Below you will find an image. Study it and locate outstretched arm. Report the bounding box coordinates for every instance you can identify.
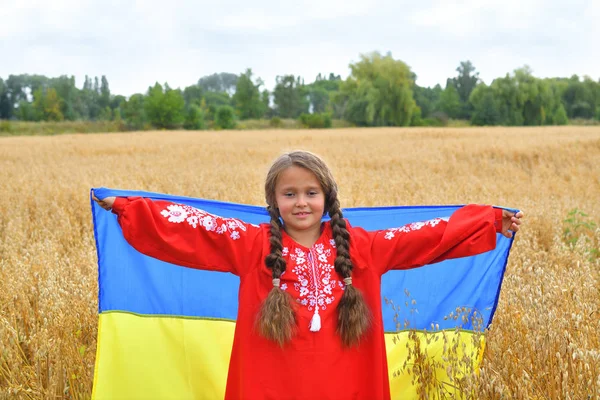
[351,205,523,275]
[92,191,264,276]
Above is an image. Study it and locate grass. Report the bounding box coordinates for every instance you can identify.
[0,126,599,399]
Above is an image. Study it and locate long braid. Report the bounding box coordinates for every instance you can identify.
[257,206,297,346]
[328,195,371,347]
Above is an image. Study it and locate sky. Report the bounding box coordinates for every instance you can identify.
[1,0,598,97]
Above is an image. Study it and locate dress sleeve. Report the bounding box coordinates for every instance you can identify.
[353,205,503,275]
[111,196,264,276]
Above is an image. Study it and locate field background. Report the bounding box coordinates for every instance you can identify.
[1,126,599,399]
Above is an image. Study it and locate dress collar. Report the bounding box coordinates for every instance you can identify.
[280,221,333,251]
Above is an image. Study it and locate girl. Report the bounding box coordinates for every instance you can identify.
[93,150,523,400]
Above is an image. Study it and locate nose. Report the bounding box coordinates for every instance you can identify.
[295,194,308,207]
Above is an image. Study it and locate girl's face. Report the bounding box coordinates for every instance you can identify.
[274,166,325,239]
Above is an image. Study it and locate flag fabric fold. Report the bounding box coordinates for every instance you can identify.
[91,187,514,399]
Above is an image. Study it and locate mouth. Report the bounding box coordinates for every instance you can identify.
[294,212,311,216]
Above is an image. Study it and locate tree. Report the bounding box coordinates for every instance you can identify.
[99,76,111,110]
[198,73,238,95]
[32,87,64,121]
[273,75,309,118]
[232,69,265,119]
[470,85,500,126]
[339,52,417,126]
[308,87,329,114]
[214,105,236,129]
[553,104,569,125]
[451,61,479,119]
[183,85,204,108]
[51,75,77,120]
[183,105,205,130]
[122,93,146,130]
[412,84,442,119]
[438,83,461,119]
[144,83,185,129]
[0,78,12,119]
[202,91,231,120]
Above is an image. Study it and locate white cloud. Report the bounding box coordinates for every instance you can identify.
[0,0,598,96]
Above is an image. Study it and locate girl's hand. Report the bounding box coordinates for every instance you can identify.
[92,191,116,211]
[500,210,524,238]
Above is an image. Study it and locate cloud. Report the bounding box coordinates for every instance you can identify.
[0,0,598,96]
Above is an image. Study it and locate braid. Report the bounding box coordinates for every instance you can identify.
[329,197,371,347]
[257,206,297,346]
[264,206,286,274]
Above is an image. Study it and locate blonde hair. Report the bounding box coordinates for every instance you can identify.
[257,150,371,347]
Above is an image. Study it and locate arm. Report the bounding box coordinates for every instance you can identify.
[107,196,264,276]
[354,205,519,275]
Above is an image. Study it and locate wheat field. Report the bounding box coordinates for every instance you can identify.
[1,126,599,399]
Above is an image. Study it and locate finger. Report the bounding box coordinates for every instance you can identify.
[511,223,519,232]
[512,217,522,225]
[503,231,513,238]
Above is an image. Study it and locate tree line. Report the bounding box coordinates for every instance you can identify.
[1,52,599,130]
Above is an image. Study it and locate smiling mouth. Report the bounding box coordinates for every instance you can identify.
[294,212,311,216]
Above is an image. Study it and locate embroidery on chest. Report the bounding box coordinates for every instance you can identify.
[280,241,344,312]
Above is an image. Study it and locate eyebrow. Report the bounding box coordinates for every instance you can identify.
[279,186,321,191]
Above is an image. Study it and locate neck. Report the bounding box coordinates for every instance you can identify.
[284,225,322,248]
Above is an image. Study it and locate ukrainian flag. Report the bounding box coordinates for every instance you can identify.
[91,188,514,399]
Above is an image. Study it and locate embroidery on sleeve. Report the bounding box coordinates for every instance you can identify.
[383,217,450,240]
[160,204,255,240]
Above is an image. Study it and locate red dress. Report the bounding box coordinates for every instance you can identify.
[112,197,503,400]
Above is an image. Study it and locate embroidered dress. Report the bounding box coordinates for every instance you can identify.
[111,197,503,400]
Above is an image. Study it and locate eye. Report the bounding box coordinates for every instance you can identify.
[308,191,318,196]
[284,192,295,197]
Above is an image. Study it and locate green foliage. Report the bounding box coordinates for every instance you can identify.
[32,87,64,121]
[183,85,204,108]
[198,73,238,94]
[0,120,12,132]
[450,61,479,119]
[270,117,282,127]
[410,106,423,126]
[340,52,417,127]
[273,75,309,118]
[553,104,569,125]
[144,83,186,129]
[233,69,265,120]
[183,105,205,130]
[2,58,600,130]
[98,106,112,121]
[470,85,501,126]
[438,84,461,119]
[214,105,237,129]
[298,113,332,129]
[202,91,232,120]
[308,87,329,114]
[0,120,129,136]
[122,94,147,130]
[412,84,442,119]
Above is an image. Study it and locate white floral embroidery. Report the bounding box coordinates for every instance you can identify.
[160,204,254,239]
[161,205,188,223]
[289,245,340,313]
[383,217,450,240]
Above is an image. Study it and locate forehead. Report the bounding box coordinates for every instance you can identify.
[276,166,322,189]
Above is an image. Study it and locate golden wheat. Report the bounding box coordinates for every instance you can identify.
[1,126,599,399]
